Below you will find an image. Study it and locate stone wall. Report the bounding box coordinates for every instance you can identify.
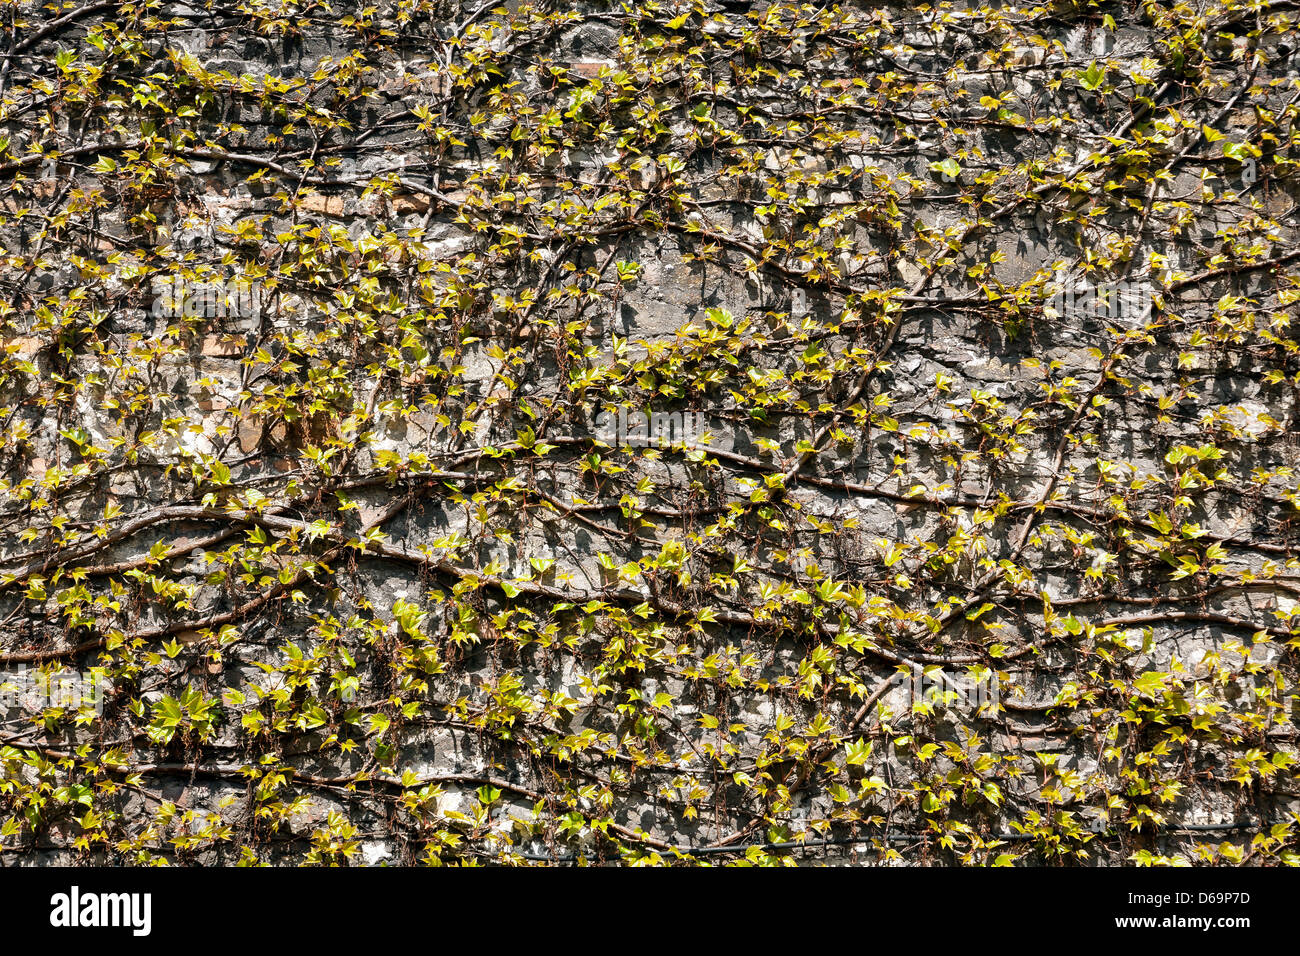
[0,0,1299,865]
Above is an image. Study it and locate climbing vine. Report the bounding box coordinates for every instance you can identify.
[0,0,1299,866]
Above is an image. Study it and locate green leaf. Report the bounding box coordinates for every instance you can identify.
[930,158,961,179]
[1079,61,1107,91]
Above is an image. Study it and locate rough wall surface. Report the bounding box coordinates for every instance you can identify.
[1,0,1299,865]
